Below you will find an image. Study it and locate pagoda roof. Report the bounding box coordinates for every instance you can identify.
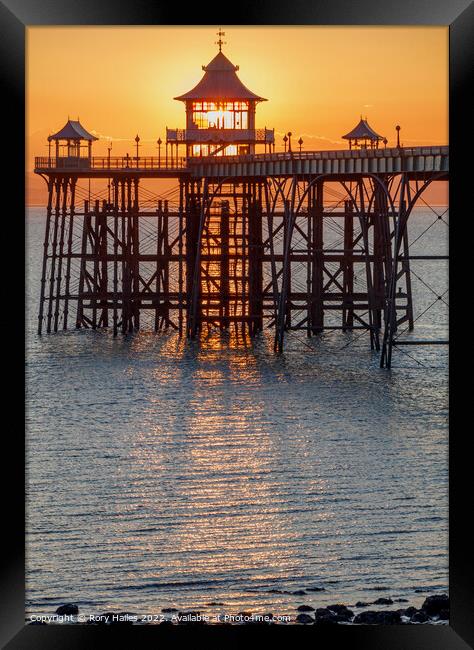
[174,51,266,102]
[48,119,98,141]
[342,118,384,141]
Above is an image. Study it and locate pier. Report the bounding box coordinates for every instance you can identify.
[34,36,449,368]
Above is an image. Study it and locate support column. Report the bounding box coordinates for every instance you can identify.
[373,184,387,330]
[63,178,76,330]
[248,185,263,336]
[52,177,69,332]
[38,177,54,334]
[342,199,354,330]
[178,181,185,336]
[358,179,379,351]
[76,199,90,329]
[125,178,134,333]
[120,179,131,334]
[153,198,171,332]
[112,179,119,336]
[283,198,292,330]
[98,199,109,328]
[186,182,202,338]
[240,184,248,338]
[381,184,407,367]
[154,200,163,332]
[162,199,170,328]
[400,226,414,330]
[132,179,140,330]
[274,178,297,352]
[91,199,100,329]
[46,177,62,333]
[311,180,324,334]
[220,199,230,330]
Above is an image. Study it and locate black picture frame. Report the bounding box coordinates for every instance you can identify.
[2,0,472,647]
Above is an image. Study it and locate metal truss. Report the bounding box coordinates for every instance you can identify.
[37,171,448,368]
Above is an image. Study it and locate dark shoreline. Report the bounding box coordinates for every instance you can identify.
[28,594,449,626]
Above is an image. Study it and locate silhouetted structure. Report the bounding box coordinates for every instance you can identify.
[34,34,449,368]
[48,119,98,166]
[342,117,384,150]
[167,38,274,157]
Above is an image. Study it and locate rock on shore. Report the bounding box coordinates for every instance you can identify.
[353,610,401,625]
[421,595,449,618]
[293,593,449,625]
[46,593,449,626]
[55,604,78,616]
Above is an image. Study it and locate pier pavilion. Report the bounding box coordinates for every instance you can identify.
[166,31,274,158]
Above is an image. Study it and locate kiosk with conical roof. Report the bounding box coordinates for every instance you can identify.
[48,118,98,168]
[342,117,384,150]
[167,31,274,157]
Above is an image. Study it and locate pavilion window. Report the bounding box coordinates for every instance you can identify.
[192,143,238,157]
[191,100,249,130]
[68,141,81,157]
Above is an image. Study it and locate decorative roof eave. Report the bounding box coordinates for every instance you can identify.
[174,51,266,103]
[48,119,98,141]
[174,88,267,102]
[342,118,384,141]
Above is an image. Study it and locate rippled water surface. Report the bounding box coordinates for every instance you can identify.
[26,207,448,620]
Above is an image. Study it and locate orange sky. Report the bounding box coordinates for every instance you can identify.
[26,26,448,202]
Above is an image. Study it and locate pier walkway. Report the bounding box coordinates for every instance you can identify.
[34,145,449,179]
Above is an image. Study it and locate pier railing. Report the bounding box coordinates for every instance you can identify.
[166,127,275,144]
[189,145,449,178]
[34,146,448,173]
[191,145,449,165]
[34,155,188,171]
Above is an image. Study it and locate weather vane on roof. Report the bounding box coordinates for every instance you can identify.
[215,28,226,52]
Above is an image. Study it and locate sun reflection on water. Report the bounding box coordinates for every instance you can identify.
[112,332,346,614]
[26,209,449,618]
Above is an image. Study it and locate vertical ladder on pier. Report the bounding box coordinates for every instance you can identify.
[199,200,249,332]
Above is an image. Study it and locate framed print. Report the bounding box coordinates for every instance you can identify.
[1,0,473,647]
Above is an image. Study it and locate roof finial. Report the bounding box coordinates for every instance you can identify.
[215,27,226,52]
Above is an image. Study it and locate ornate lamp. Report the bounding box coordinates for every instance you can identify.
[135,134,140,166]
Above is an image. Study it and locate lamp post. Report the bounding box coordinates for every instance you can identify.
[157,138,162,167]
[298,137,303,153]
[107,142,112,204]
[383,137,388,150]
[287,131,292,154]
[283,134,288,153]
[396,125,401,148]
[135,134,140,168]
[165,141,169,167]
